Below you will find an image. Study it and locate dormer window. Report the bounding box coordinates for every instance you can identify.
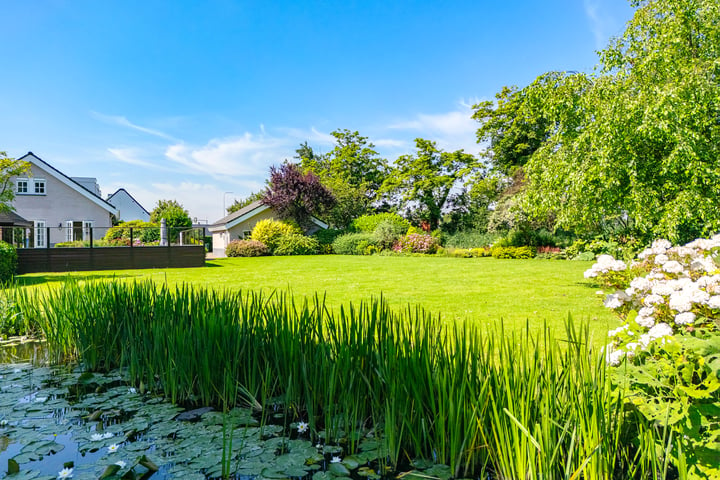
[16,178,46,195]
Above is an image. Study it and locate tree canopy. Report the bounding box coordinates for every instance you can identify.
[381,139,477,231]
[297,130,388,228]
[150,199,192,230]
[494,0,720,243]
[262,162,335,230]
[0,152,31,214]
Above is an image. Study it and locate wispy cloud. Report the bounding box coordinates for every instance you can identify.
[386,101,480,154]
[91,111,179,141]
[107,147,162,169]
[164,132,292,181]
[583,0,626,50]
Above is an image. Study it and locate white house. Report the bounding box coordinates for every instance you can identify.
[107,188,151,222]
[208,201,327,257]
[11,152,118,247]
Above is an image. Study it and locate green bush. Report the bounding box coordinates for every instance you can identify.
[444,231,502,248]
[490,246,536,259]
[351,212,411,234]
[372,220,407,250]
[497,229,559,248]
[332,232,377,255]
[250,219,302,253]
[0,241,17,282]
[573,251,596,261]
[274,233,320,256]
[312,228,345,254]
[225,239,269,257]
[104,220,160,244]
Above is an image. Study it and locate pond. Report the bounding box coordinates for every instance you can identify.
[0,346,450,480]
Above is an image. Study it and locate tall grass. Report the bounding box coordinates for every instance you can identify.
[9,280,678,478]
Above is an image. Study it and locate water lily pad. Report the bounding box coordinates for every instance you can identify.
[329,462,351,476]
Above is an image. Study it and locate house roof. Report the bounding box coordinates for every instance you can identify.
[208,200,328,232]
[0,210,33,227]
[17,152,119,216]
[107,188,151,216]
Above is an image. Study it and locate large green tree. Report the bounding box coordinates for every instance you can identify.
[0,152,31,213]
[517,0,720,243]
[298,130,389,228]
[150,199,192,241]
[382,139,477,231]
[472,85,551,176]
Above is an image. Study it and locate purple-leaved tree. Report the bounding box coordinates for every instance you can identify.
[262,162,335,230]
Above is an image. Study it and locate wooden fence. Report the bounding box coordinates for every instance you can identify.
[17,245,206,274]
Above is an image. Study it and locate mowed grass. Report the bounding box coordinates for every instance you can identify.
[16,255,618,339]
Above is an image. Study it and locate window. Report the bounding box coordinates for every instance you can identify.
[34,221,46,248]
[65,221,73,243]
[16,178,46,195]
[82,221,93,242]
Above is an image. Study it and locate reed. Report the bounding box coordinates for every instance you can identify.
[10,280,675,478]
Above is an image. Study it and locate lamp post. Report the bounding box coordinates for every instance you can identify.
[223,192,234,216]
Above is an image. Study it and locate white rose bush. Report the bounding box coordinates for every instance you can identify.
[586,237,720,479]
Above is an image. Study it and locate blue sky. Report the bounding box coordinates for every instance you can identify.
[1,0,634,223]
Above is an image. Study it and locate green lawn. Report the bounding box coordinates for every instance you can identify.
[17,255,618,339]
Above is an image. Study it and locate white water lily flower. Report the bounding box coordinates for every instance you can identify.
[115,460,126,469]
[674,312,696,325]
[331,456,342,463]
[108,443,120,453]
[102,432,114,439]
[662,261,684,274]
[90,433,104,441]
[57,467,73,479]
[297,421,309,433]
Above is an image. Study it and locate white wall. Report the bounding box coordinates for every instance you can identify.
[108,190,150,222]
[12,162,114,245]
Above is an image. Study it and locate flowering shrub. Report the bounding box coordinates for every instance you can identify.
[393,234,439,254]
[225,239,269,257]
[589,237,720,362]
[588,236,720,479]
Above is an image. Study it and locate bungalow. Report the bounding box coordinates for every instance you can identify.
[10,152,118,247]
[208,200,327,257]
